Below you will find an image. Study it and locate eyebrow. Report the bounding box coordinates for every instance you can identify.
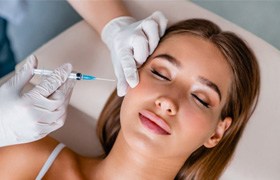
[198,76,222,101]
[154,54,181,68]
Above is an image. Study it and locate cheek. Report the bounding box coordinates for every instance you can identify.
[175,107,217,151]
[120,73,154,127]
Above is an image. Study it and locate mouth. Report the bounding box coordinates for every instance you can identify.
[139,110,171,135]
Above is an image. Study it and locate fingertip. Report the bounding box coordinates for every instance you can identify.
[132,79,139,88]
[63,63,73,73]
[150,11,168,37]
[29,54,38,66]
[20,55,35,71]
[117,90,126,97]
[127,72,139,88]
[117,82,127,97]
[152,11,164,18]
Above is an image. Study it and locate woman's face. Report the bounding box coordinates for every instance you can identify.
[120,34,232,160]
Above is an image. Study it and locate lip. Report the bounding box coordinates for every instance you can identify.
[139,110,171,135]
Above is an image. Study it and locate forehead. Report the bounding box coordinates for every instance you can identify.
[157,34,226,63]
[150,34,233,101]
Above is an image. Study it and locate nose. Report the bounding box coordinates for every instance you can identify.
[155,97,177,116]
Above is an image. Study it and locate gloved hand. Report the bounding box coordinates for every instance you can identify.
[0,55,76,147]
[101,11,168,96]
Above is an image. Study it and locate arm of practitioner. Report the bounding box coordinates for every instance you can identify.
[68,0,130,34]
[0,55,75,147]
[68,0,168,96]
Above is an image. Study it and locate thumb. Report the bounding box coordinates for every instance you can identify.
[4,55,37,92]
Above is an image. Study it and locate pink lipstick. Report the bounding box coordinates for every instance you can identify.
[139,110,171,135]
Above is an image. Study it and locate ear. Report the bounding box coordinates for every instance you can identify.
[204,117,232,148]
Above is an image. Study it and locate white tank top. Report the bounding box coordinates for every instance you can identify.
[36,143,65,180]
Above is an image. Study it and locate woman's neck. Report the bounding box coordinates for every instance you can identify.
[90,131,185,180]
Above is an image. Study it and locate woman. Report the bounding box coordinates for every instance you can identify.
[0,19,260,179]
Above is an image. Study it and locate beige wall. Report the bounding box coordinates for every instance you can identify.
[192,0,280,50]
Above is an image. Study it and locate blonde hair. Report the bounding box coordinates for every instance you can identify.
[97,19,260,179]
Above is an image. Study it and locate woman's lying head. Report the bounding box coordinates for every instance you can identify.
[98,18,260,179]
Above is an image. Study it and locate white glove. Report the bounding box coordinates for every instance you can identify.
[101,11,168,96]
[0,55,76,147]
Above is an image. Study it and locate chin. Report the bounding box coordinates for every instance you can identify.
[119,116,175,158]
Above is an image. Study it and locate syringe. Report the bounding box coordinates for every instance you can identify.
[33,69,115,82]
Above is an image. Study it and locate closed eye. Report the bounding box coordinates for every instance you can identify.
[191,93,210,108]
[151,69,171,81]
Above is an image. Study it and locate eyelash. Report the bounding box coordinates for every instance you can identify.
[191,93,210,108]
[151,69,171,81]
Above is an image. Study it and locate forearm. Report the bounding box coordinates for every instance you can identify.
[68,0,131,34]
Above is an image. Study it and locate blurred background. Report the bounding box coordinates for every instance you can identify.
[1,0,279,78]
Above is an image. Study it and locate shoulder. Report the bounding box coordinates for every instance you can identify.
[0,136,60,179]
[43,144,86,179]
[45,148,103,179]
[0,136,91,179]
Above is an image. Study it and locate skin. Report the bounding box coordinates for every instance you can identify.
[67,0,130,34]
[0,34,232,179]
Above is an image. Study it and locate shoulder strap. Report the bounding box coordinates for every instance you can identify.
[36,143,66,180]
